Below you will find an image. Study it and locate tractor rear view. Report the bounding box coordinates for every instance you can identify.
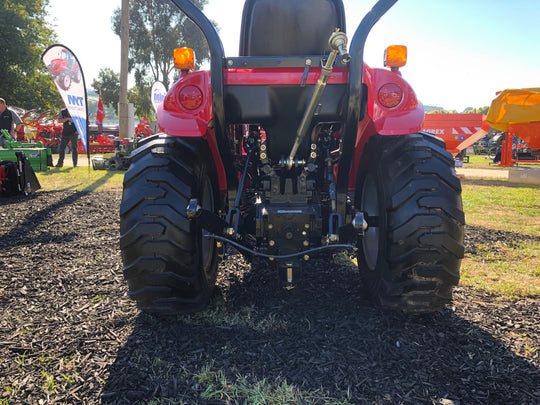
[119,0,465,315]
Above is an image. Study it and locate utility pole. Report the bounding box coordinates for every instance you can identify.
[119,0,133,139]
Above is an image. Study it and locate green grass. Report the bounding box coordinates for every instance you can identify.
[462,154,500,168]
[462,153,540,169]
[35,157,124,192]
[461,181,540,297]
[143,360,352,405]
[460,240,539,298]
[462,182,540,236]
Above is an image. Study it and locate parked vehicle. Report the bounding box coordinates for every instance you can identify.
[119,0,465,315]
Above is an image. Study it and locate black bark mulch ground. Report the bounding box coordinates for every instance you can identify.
[0,190,538,404]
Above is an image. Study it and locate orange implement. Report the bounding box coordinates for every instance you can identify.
[487,88,540,150]
[422,113,487,155]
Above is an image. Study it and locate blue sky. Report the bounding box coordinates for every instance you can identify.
[46,0,539,111]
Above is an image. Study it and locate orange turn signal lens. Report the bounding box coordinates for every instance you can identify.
[174,47,195,70]
[384,45,407,68]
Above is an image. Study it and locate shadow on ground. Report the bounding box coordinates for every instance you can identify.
[103,255,540,404]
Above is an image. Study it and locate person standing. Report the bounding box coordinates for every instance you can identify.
[0,98,22,141]
[56,108,78,167]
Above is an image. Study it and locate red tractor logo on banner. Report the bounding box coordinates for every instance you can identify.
[46,49,82,91]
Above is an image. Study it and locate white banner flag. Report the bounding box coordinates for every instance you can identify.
[151,81,167,113]
[42,44,88,154]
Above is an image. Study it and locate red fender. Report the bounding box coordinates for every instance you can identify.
[348,65,424,189]
[364,64,424,136]
[158,71,227,193]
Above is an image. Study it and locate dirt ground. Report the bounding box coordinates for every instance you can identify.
[0,188,539,404]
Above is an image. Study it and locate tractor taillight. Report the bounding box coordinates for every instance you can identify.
[179,85,203,110]
[378,83,403,108]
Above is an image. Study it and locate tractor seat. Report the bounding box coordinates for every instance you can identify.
[239,0,346,56]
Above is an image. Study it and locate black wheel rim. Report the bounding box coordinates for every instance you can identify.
[361,174,380,270]
[200,175,215,274]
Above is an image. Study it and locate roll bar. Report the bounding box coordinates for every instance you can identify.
[169,0,398,213]
[169,0,237,194]
[336,0,398,216]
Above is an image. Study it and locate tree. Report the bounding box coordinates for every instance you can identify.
[112,0,211,90]
[0,0,62,110]
[92,68,155,122]
[463,106,490,114]
[128,79,155,121]
[92,68,121,112]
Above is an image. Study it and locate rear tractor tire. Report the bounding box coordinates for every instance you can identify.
[355,133,465,313]
[120,135,219,314]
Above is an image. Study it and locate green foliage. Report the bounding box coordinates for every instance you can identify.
[425,105,490,114]
[128,78,155,121]
[92,68,155,121]
[423,105,444,113]
[0,0,62,110]
[463,106,490,114]
[92,68,121,112]
[87,89,118,124]
[111,0,211,89]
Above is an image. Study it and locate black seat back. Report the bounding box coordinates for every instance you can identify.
[239,0,346,56]
[233,0,348,160]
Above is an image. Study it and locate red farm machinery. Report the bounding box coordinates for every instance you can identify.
[119,0,465,315]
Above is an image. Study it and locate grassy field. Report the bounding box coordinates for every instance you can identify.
[461,179,539,298]
[36,163,124,192]
[463,153,540,169]
[35,158,540,300]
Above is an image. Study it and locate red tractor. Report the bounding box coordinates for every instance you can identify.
[45,48,82,91]
[120,0,465,315]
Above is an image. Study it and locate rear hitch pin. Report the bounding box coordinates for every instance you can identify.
[300,58,312,87]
